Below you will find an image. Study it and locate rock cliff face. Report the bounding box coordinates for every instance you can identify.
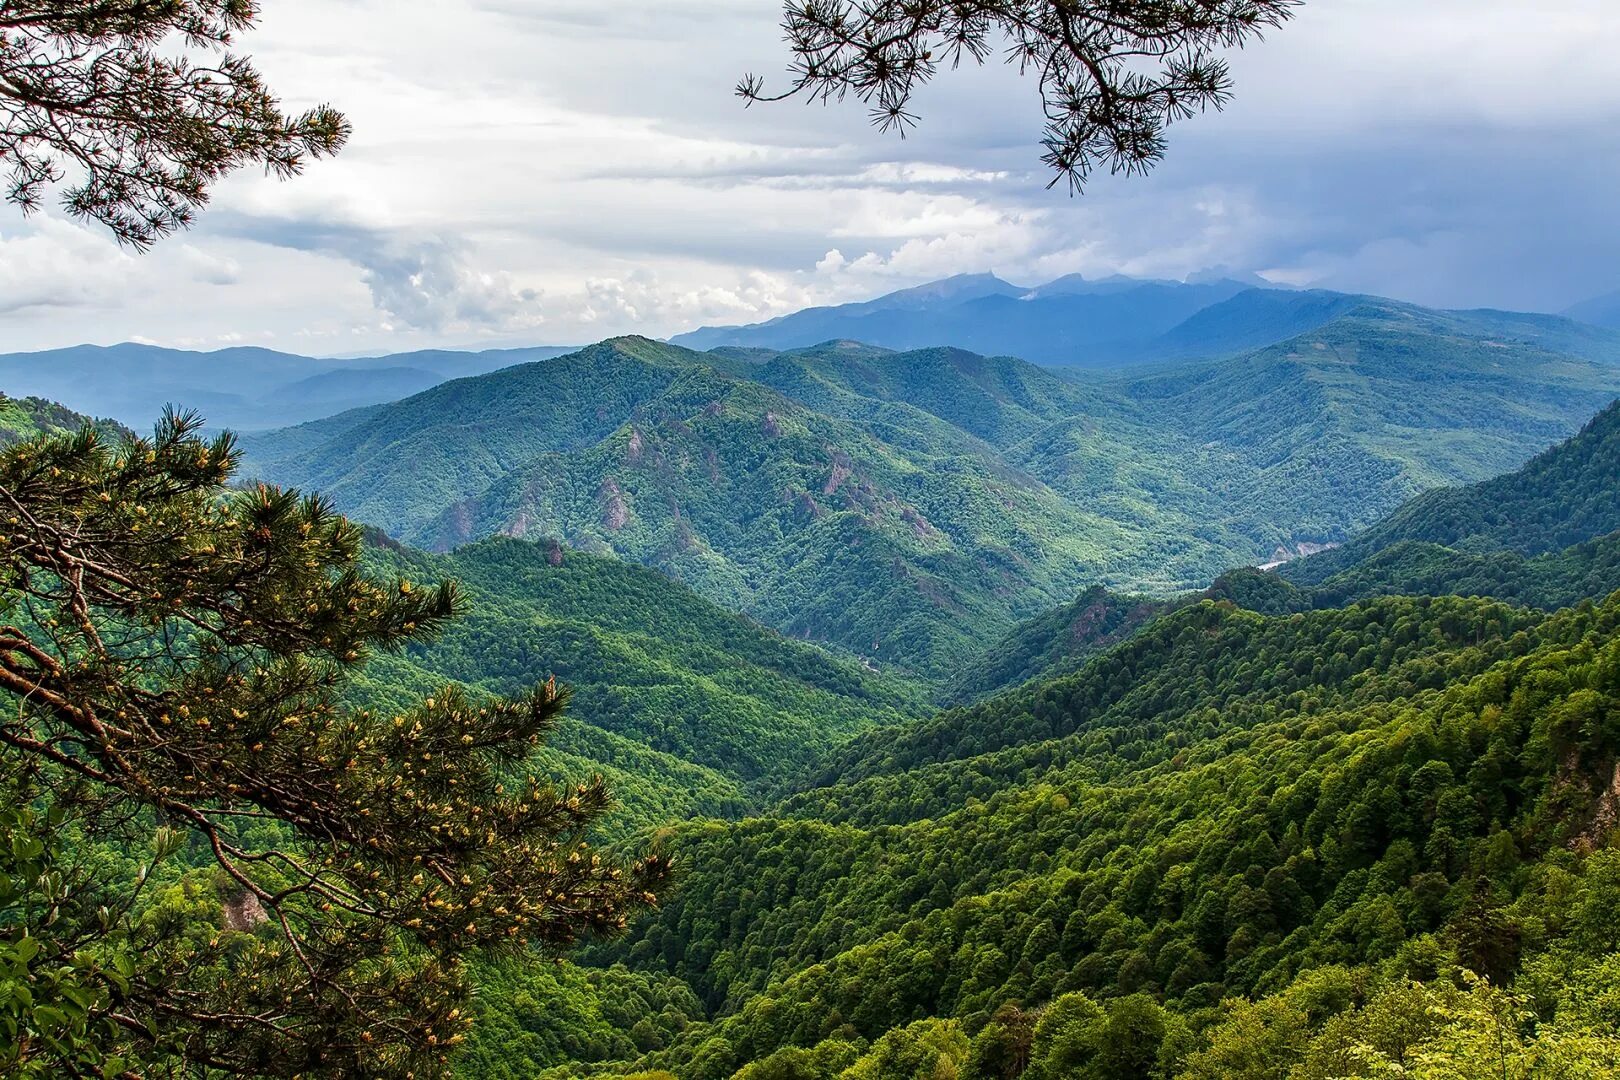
[1259,540,1340,571]
[599,480,630,531]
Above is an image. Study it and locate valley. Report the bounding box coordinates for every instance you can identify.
[8,6,1620,1078]
[234,290,1620,686]
[4,274,1620,1080]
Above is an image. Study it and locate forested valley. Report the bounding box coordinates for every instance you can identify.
[3,2,1619,1075]
[4,318,1619,1077]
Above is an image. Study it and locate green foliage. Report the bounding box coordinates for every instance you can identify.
[966,398,1620,701]
[1309,533,1620,613]
[0,416,665,1076]
[0,769,133,1079]
[533,584,1620,1079]
[945,586,1166,704]
[0,394,125,447]
[342,531,928,851]
[841,1018,969,1080]
[453,961,704,1079]
[243,317,1620,686]
[1291,396,1620,582]
[359,534,924,793]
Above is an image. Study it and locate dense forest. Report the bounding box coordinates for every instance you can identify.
[354,533,926,832]
[956,400,1620,701]
[6,1,1618,1076]
[3,373,1619,1080]
[408,392,1620,1079]
[481,589,1620,1079]
[241,309,1620,685]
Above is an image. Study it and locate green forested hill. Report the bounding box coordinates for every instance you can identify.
[241,320,1620,686]
[1304,533,1620,612]
[943,585,1168,703]
[736,341,1103,449]
[1115,301,1620,533]
[505,589,1620,1080]
[961,397,1620,702]
[437,393,1620,1080]
[352,534,924,831]
[1291,397,1620,580]
[0,394,125,445]
[944,568,1306,703]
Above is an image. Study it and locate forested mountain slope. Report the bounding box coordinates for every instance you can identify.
[471,588,1620,1079]
[0,394,125,445]
[941,568,1305,704]
[964,397,1620,701]
[242,321,1620,685]
[1119,300,1620,497]
[353,534,924,832]
[484,405,1617,1080]
[1290,396,1620,581]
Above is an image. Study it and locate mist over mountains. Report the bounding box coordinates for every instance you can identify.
[0,341,578,431]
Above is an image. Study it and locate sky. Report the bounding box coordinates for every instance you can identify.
[4,0,1620,355]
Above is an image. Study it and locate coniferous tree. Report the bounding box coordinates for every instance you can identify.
[744,0,1298,189]
[0,413,667,1076]
[0,1,348,246]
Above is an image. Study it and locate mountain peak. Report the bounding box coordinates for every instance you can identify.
[876,272,1025,307]
[1563,287,1620,329]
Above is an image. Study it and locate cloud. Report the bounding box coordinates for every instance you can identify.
[354,238,543,333]
[0,219,134,314]
[1,0,1618,352]
[176,244,242,286]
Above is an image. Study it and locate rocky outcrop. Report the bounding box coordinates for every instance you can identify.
[599,480,630,531]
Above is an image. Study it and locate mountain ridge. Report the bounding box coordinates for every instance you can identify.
[241,313,1620,685]
[0,340,579,431]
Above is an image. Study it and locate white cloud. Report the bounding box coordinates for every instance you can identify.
[0,0,1617,352]
[0,219,135,314]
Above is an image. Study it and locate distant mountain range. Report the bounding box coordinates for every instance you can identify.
[675,272,1620,369]
[1565,287,1620,329]
[12,272,1620,433]
[0,342,577,431]
[239,299,1620,684]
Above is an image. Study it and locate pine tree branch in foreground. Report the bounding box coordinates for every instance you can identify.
[0,412,668,1077]
[741,0,1298,190]
[0,1,348,247]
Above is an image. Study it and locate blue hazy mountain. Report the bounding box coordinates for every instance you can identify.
[0,342,578,431]
[672,273,1263,365]
[1565,287,1620,329]
[676,273,1620,369]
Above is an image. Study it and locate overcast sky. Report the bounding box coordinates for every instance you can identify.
[4,0,1620,355]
